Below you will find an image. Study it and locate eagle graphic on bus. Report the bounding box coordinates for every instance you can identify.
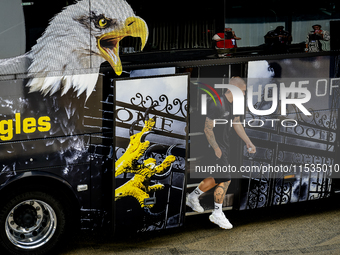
[0,0,148,100]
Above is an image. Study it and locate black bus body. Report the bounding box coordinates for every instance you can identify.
[1,1,340,254]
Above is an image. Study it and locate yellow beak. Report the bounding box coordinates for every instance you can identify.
[97,16,148,76]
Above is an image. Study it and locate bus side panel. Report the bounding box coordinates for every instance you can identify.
[240,55,338,210]
[0,75,111,230]
[114,74,189,233]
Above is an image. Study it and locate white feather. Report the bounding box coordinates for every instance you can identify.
[61,76,73,96]
[27,77,46,93]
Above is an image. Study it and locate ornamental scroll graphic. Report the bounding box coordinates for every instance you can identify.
[242,60,340,210]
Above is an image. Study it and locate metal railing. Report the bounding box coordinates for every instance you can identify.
[120,20,216,53]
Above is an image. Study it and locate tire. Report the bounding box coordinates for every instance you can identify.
[0,191,71,255]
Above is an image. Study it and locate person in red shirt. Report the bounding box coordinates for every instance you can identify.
[212,27,241,49]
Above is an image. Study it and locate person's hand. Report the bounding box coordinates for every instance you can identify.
[247,142,256,154]
[214,147,222,158]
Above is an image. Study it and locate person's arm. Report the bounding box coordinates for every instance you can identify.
[322,30,330,41]
[232,116,256,153]
[212,34,223,41]
[204,117,222,158]
[232,31,241,40]
[287,34,292,44]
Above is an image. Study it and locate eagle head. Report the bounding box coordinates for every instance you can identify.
[27,0,148,99]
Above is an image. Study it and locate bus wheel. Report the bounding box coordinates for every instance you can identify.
[0,191,70,255]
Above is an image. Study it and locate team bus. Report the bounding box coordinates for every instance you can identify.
[1,0,340,254]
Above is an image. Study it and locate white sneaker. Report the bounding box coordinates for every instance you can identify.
[209,212,233,229]
[186,193,204,213]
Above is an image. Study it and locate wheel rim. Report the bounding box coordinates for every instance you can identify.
[5,199,57,250]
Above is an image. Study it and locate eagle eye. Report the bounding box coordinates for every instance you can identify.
[98,18,108,28]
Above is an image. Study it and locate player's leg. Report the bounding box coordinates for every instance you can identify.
[209,181,233,229]
[186,177,217,212]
